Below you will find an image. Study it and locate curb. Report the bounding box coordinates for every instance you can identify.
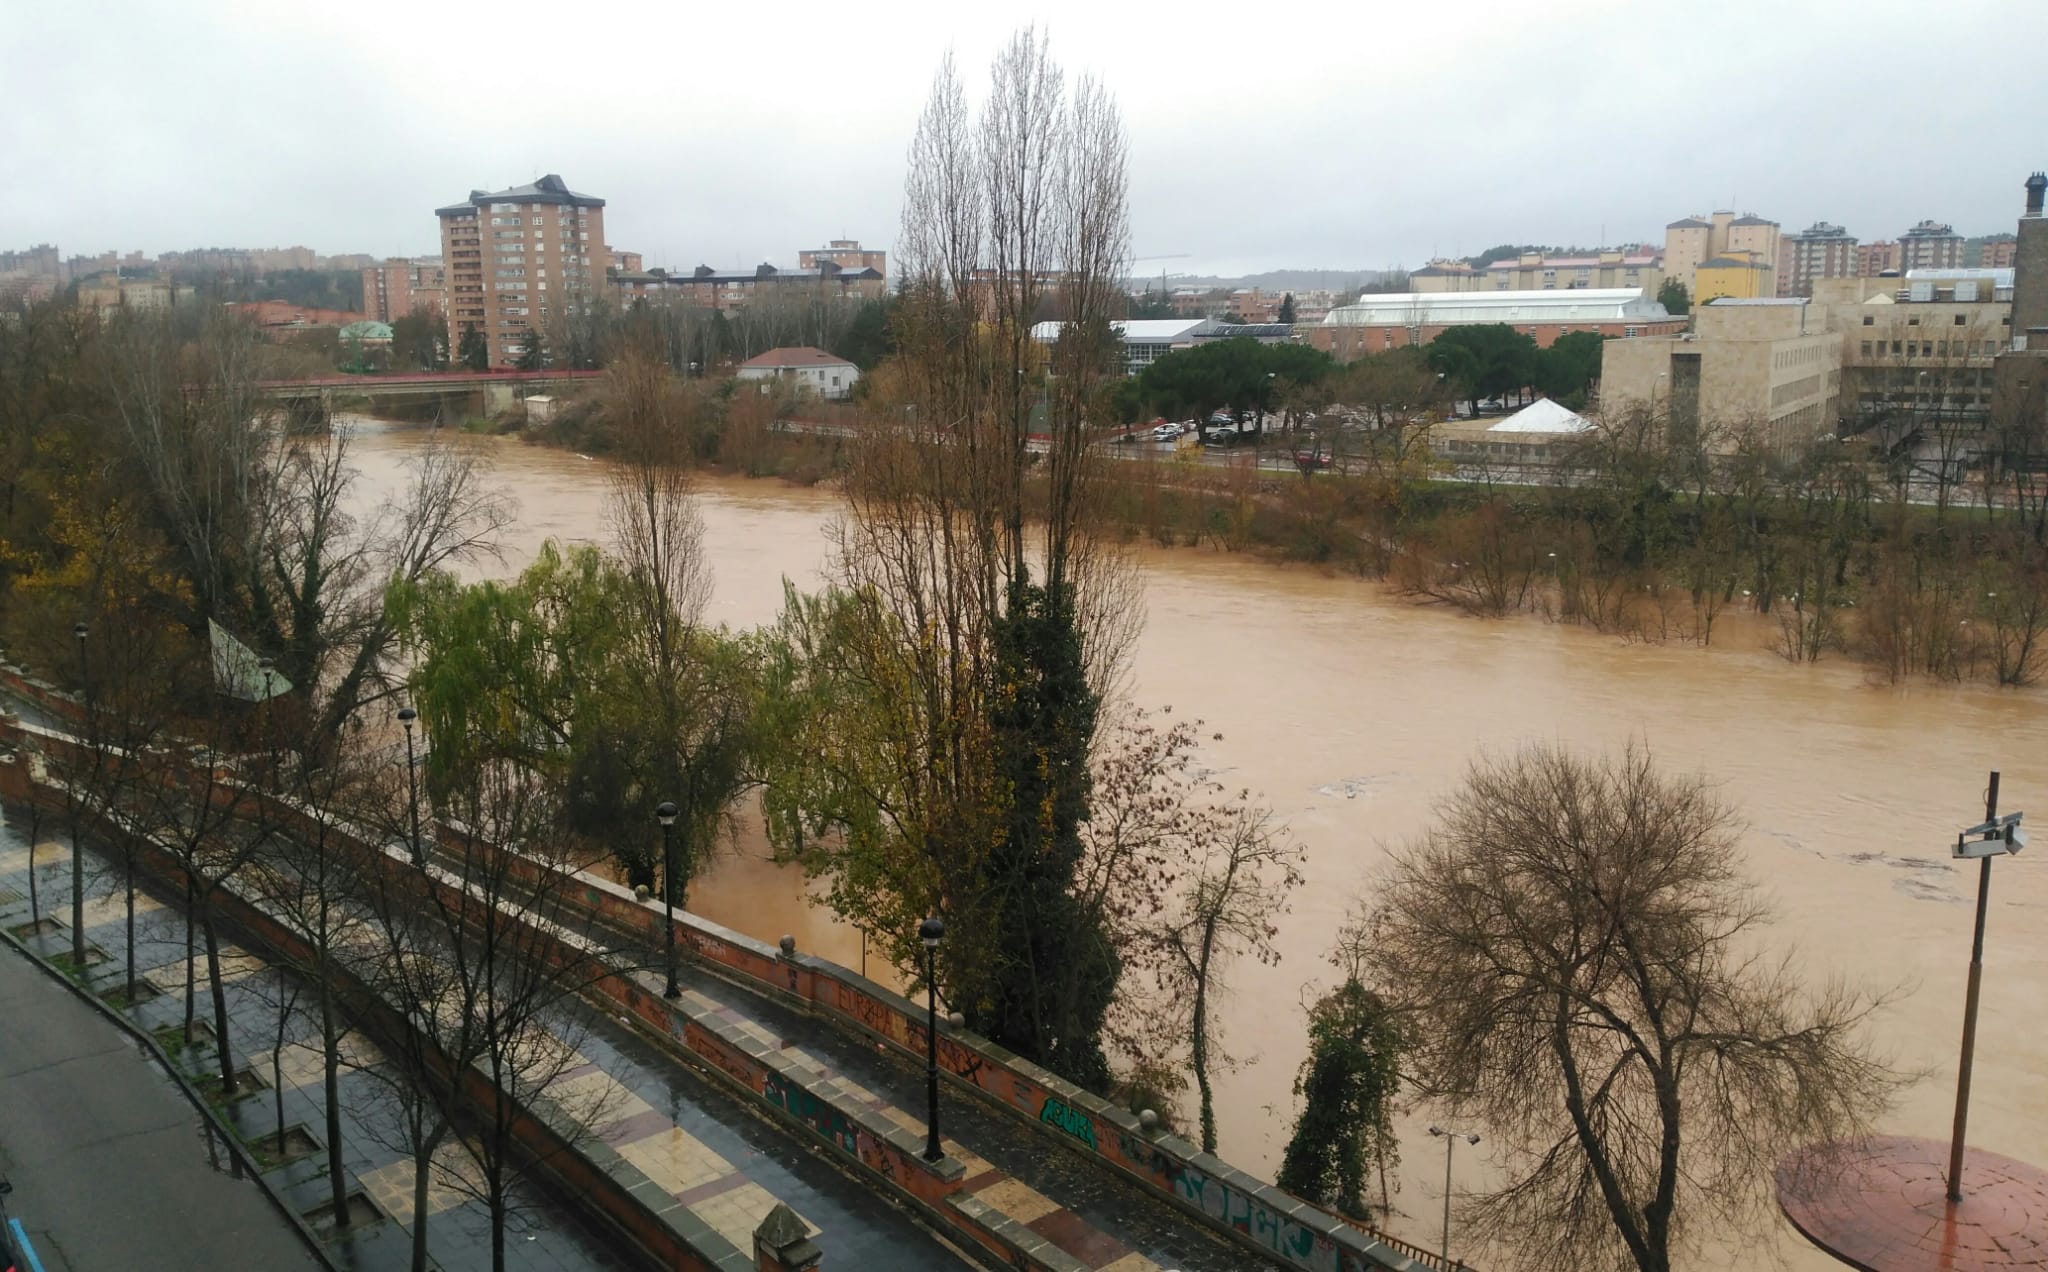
[0,926,340,1272]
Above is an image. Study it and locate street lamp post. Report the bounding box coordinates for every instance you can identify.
[1946,770,2025,1202]
[396,707,424,867]
[71,622,90,964]
[657,801,680,999]
[1428,1125,1480,1270]
[919,916,946,1160]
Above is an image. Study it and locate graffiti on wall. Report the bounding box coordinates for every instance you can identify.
[833,982,906,1047]
[1173,1164,1339,1272]
[1037,1097,1099,1151]
[762,1072,859,1155]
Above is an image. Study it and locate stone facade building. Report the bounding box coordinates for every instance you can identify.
[1599,299,1841,452]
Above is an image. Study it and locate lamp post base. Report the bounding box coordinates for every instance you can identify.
[1777,1135,2048,1271]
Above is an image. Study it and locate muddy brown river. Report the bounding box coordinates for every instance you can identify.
[347,420,2047,1269]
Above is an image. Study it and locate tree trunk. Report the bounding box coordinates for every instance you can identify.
[322,980,349,1227]
[202,909,236,1093]
[409,1120,447,1272]
[124,852,137,1004]
[69,819,86,965]
[1192,916,1219,1155]
[183,874,197,1044]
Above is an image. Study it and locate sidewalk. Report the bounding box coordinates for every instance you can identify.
[599,920,1275,1272]
[0,808,964,1271]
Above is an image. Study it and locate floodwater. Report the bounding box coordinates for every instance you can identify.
[346,418,2048,1269]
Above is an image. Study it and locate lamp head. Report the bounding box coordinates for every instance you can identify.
[397,706,418,726]
[72,622,88,639]
[656,800,678,828]
[919,915,945,948]
[1429,1125,1445,1137]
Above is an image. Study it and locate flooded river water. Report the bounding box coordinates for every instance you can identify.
[348,420,2048,1268]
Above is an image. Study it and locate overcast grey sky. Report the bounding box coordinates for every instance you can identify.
[4,0,2044,278]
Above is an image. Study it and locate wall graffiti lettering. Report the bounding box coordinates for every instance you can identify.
[1037,1097,1098,1150]
[763,1072,859,1155]
[686,1022,760,1090]
[1173,1166,1337,1272]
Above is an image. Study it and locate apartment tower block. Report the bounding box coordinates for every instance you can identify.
[436,174,606,368]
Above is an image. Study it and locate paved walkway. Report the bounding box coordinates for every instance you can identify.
[0,803,969,1271]
[588,917,1273,1270]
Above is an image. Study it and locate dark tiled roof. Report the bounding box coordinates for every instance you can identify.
[437,173,605,217]
[1730,215,1777,227]
[1667,217,1710,229]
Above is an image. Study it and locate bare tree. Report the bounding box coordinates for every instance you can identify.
[1155,800,1300,1154]
[1355,743,1905,1272]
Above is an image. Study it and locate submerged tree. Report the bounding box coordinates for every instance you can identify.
[1275,976,1404,1220]
[1359,742,1905,1272]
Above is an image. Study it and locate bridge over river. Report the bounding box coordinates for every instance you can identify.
[260,368,605,425]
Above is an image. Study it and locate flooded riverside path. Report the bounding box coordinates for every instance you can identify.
[349,420,2048,1269]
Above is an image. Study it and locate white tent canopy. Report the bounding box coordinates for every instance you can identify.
[1486,398,1594,434]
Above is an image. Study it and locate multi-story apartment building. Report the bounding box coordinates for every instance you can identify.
[0,244,60,276]
[1857,240,1901,276]
[1413,249,1663,296]
[1664,211,1780,297]
[361,258,447,322]
[1975,234,2017,270]
[1899,220,1965,271]
[608,248,644,274]
[612,261,885,312]
[436,174,606,368]
[1779,222,1858,297]
[798,239,887,280]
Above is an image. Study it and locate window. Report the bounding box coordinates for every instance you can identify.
[1908,316,1920,326]
[1861,340,1873,356]
[1955,314,1968,325]
[1891,341,1902,355]
[1863,315,1875,326]
[491,203,514,213]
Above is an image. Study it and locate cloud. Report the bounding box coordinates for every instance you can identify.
[3,0,2043,272]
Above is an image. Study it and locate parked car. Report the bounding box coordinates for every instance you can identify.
[1151,421,1182,441]
[1293,451,1332,469]
[1204,425,1240,446]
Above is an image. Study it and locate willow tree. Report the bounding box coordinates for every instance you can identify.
[764,30,1138,1085]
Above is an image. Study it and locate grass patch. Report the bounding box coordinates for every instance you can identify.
[153,1020,216,1060]
[100,980,162,1009]
[47,945,109,981]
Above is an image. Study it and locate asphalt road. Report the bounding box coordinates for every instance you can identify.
[0,943,322,1272]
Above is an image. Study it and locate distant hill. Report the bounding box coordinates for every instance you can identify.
[1139,268,1393,293]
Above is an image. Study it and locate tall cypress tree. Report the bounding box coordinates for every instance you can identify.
[982,573,1116,1087]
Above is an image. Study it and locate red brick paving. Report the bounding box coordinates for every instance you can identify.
[1777,1135,2048,1270]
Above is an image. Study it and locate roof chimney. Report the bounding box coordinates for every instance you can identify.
[2027,172,2047,218]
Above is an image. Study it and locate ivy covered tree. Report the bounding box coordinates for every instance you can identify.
[1657,277,1691,316]
[1277,292,1297,324]
[1276,976,1404,1220]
